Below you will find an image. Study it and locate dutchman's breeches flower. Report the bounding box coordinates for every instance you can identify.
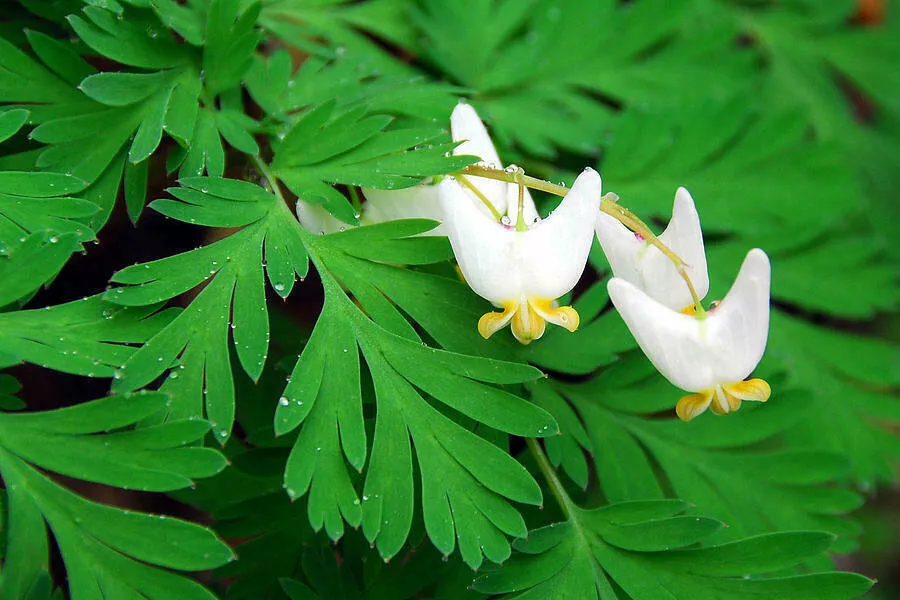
[595,187,709,311]
[439,168,601,344]
[608,248,772,421]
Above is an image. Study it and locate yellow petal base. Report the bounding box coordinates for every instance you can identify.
[478,297,580,345]
[676,378,771,421]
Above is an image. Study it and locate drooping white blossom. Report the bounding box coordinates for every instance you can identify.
[607,248,772,420]
[439,168,601,344]
[595,187,708,311]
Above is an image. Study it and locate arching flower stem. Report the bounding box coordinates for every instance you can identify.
[514,166,528,232]
[460,163,707,317]
[456,174,504,222]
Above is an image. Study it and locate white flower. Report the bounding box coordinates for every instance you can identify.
[607,248,771,421]
[360,102,535,234]
[295,199,350,235]
[595,187,709,311]
[439,167,601,344]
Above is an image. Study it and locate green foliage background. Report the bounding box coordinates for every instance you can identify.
[0,0,897,598]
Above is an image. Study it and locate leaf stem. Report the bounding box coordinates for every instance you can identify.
[526,437,574,521]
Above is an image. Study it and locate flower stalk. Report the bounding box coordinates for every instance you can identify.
[460,163,706,316]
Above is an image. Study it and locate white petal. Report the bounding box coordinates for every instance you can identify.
[594,210,646,291]
[450,103,507,215]
[451,103,502,168]
[656,187,709,303]
[518,168,601,299]
[295,199,349,235]
[705,248,771,383]
[360,185,444,235]
[438,177,524,302]
[607,248,771,393]
[594,187,708,310]
[607,277,717,392]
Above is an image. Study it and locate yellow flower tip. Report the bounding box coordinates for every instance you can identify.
[477,297,580,344]
[677,379,772,421]
[725,378,771,402]
[676,391,713,421]
[477,303,516,340]
[511,299,547,344]
[529,298,580,333]
[679,304,697,316]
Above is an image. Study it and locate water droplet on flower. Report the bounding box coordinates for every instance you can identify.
[278,396,290,406]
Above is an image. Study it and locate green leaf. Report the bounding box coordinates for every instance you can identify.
[79,70,178,107]
[474,503,873,600]
[560,377,862,551]
[203,0,262,96]
[274,235,553,568]
[124,158,149,223]
[105,179,308,441]
[0,295,175,377]
[0,108,29,144]
[68,6,191,70]
[0,437,231,600]
[0,231,82,306]
[0,392,227,491]
[272,101,475,224]
[23,29,95,87]
[0,374,24,410]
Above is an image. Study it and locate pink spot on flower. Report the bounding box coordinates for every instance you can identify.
[633,232,645,242]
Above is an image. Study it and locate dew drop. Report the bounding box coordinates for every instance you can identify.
[278,396,290,406]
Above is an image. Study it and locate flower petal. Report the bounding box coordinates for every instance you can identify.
[530,298,579,332]
[594,210,646,291]
[510,297,547,344]
[451,103,502,169]
[607,276,717,392]
[478,301,517,339]
[706,249,771,383]
[296,199,349,235]
[656,187,709,304]
[608,248,771,393]
[451,103,507,215]
[594,187,708,310]
[360,185,444,235]
[724,378,771,402]
[518,168,601,299]
[438,177,524,303]
[676,390,713,421]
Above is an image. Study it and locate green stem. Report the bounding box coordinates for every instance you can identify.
[514,167,527,231]
[526,437,574,520]
[463,164,568,197]
[456,174,504,222]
